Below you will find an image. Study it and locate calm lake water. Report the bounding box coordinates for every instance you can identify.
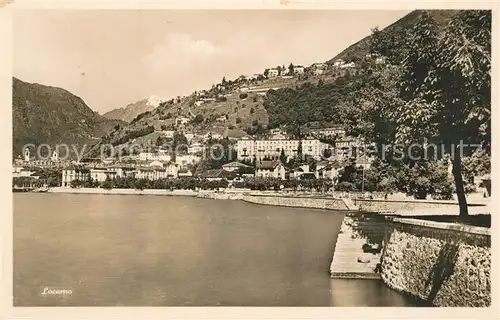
[14,193,421,306]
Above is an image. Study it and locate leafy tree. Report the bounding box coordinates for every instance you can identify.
[101,177,113,190]
[161,124,167,131]
[264,69,269,78]
[288,63,294,74]
[172,132,188,155]
[192,114,204,124]
[279,148,287,164]
[250,107,255,114]
[392,10,491,216]
[236,117,242,124]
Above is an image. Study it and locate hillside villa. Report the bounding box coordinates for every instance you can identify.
[255,160,286,179]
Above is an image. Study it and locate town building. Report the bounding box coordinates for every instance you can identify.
[333,59,345,68]
[135,167,169,180]
[221,161,253,173]
[309,126,346,138]
[293,65,305,74]
[163,130,175,138]
[316,163,341,180]
[268,69,279,78]
[175,154,201,167]
[61,168,90,187]
[255,160,286,179]
[313,69,325,76]
[203,132,223,141]
[199,169,237,181]
[216,115,227,122]
[184,132,195,142]
[236,136,329,161]
[178,169,193,178]
[340,62,356,69]
[175,117,190,127]
[188,142,204,154]
[12,165,37,178]
[24,148,30,162]
[139,152,171,162]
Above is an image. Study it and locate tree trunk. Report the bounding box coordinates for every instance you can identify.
[451,153,468,217]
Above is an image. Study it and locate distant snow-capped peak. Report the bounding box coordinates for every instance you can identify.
[145,95,166,107]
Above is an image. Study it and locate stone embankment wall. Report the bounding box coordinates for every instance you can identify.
[354,198,487,214]
[197,192,349,210]
[381,217,491,307]
[241,195,348,210]
[197,192,244,200]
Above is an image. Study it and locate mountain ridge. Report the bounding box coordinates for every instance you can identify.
[103,95,166,123]
[12,77,124,158]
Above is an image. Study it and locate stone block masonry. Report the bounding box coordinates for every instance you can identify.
[241,194,348,211]
[381,217,491,307]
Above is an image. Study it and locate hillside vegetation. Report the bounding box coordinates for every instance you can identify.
[12,77,124,158]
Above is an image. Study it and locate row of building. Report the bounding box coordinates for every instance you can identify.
[59,157,345,187]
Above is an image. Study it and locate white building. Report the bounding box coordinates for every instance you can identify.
[163,130,175,138]
[333,59,345,68]
[313,69,325,76]
[375,56,386,65]
[203,132,223,141]
[135,167,169,180]
[90,168,109,182]
[175,117,190,126]
[310,126,346,138]
[236,137,328,161]
[221,161,253,173]
[188,142,204,154]
[255,160,286,179]
[175,154,201,167]
[12,165,36,178]
[184,132,195,142]
[293,66,305,74]
[24,148,30,162]
[139,152,171,162]
[268,69,279,78]
[139,152,155,161]
[340,62,356,69]
[178,169,193,177]
[61,168,90,187]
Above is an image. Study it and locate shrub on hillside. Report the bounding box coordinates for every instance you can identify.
[239,93,248,99]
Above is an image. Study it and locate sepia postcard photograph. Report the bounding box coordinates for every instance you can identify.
[1,0,498,319]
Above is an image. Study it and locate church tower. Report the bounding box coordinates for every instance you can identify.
[24,148,30,162]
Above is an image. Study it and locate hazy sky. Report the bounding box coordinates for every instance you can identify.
[13,10,410,114]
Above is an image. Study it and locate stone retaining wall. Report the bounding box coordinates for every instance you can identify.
[381,217,491,307]
[241,195,348,211]
[354,198,486,214]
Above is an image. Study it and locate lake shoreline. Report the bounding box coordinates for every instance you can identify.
[47,187,199,197]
